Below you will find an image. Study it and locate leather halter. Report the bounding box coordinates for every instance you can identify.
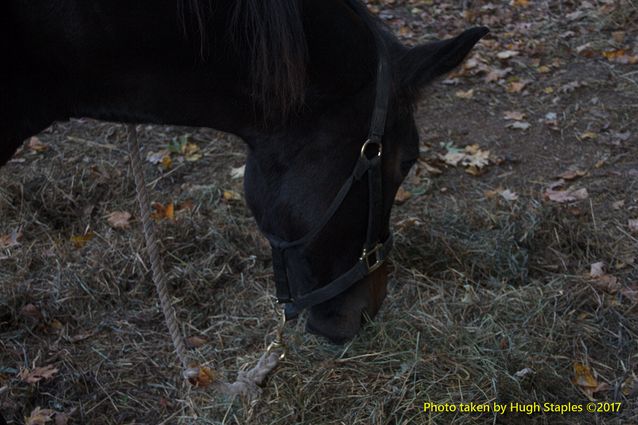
[266,46,392,321]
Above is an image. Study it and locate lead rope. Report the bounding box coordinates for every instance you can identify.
[126,124,284,400]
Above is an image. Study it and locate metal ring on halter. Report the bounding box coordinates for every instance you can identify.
[360,139,382,159]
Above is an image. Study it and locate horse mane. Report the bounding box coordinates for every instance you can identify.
[179,0,393,124]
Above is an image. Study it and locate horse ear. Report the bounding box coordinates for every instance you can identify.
[399,27,489,92]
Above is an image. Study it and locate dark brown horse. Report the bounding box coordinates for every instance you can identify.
[1,0,487,343]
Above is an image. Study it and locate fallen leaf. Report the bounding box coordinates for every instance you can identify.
[19,365,59,384]
[590,262,605,278]
[514,368,534,379]
[48,319,64,333]
[70,232,95,248]
[629,219,638,234]
[499,189,519,202]
[0,228,22,249]
[611,199,625,210]
[579,131,598,141]
[462,145,490,168]
[54,412,70,425]
[576,43,596,58]
[537,65,551,73]
[506,81,527,93]
[559,169,586,180]
[222,190,242,202]
[230,165,246,179]
[418,160,442,175]
[25,407,56,425]
[151,202,175,221]
[176,199,195,212]
[503,111,526,121]
[183,142,202,162]
[620,286,638,303]
[146,149,171,165]
[455,89,474,99]
[69,330,97,343]
[506,121,531,131]
[485,67,512,83]
[189,366,218,388]
[106,211,132,229]
[572,362,600,400]
[161,155,173,170]
[611,31,626,43]
[603,49,638,64]
[27,137,48,153]
[544,187,588,203]
[394,186,412,204]
[186,336,208,349]
[497,50,519,60]
[20,303,43,321]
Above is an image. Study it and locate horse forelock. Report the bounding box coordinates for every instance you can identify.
[178,0,395,125]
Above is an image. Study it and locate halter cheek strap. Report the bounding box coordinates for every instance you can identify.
[266,48,392,321]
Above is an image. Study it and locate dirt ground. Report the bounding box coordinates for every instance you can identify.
[1,1,637,424]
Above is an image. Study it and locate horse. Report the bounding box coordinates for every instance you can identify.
[2,0,488,344]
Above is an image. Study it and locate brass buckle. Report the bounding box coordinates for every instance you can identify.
[360,139,382,159]
[360,243,384,273]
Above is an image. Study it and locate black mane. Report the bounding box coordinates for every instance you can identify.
[180,0,393,122]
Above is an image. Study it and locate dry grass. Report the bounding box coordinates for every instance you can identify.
[2,1,638,424]
[1,119,636,424]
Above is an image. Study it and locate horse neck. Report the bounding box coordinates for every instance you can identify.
[3,0,381,148]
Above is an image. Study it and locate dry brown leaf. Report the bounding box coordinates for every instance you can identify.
[0,228,22,249]
[572,362,600,400]
[506,81,527,93]
[19,365,59,384]
[70,232,95,248]
[503,111,526,121]
[620,286,638,303]
[559,169,586,180]
[394,186,412,205]
[54,413,70,425]
[25,407,56,425]
[576,43,596,58]
[186,336,208,349]
[537,65,551,73]
[189,366,218,388]
[151,202,175,221]
[161,155,173,170]
[418,161,442,175]
[579,131,598,141]
[107,211,132,229]
[544,187,588,203]
[20,303,43,321]
[603,49,638,64]
[455,89,474,99]
[176,199,195,212]
[222,190,242,202]
[27,137,49,153]
[183,142,202,162]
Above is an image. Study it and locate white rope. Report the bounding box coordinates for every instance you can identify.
[126,124,283,399]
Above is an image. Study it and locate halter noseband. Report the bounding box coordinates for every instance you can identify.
[266,47,392,321]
